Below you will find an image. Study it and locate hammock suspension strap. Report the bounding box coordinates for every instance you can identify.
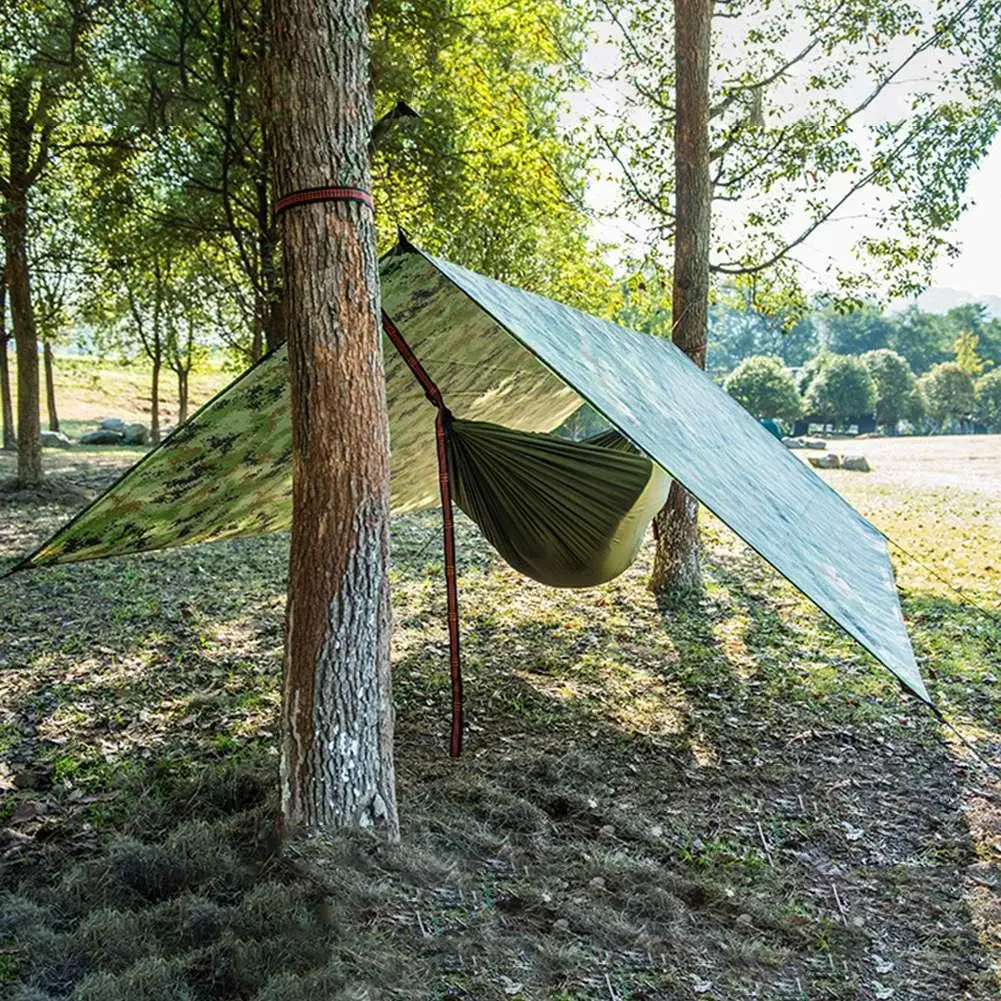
[273,186,374,219]
[382,311,464,758]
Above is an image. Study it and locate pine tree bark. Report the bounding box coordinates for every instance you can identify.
[43,340,59,432]
[649,0,713,594]
[0,272,15,451]
[271,0,398,839]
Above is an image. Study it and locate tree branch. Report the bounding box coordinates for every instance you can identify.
[710,123,918,275]
[596,126,673,220]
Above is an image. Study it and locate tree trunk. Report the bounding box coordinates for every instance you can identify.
[0,274,15,451]
[649,0,713,594]
[177,367,188,424]
[4,191,42,487]
[150,354,161,444]
[43,340,59,432]
[271,0,398,838]
[4,78,42,486]
[251,313,264,362]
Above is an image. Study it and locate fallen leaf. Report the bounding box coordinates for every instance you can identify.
[498,975,523,996]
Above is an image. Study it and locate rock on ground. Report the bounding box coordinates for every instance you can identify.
[839,454,871,472]
[39,430,73,449]
[80,429,125,446]
[123,423,149,445]
[807,453,871,472]
[783,437,827,450]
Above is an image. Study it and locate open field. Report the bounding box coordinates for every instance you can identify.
[6,354,236,440]
[1,433,999,1000]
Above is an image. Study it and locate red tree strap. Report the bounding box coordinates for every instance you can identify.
[381,310,443,408]
[273,186,374,219]
[382,311,463,758]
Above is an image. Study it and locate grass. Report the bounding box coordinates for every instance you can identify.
[0,430,999,1000]
[5,352,235,437]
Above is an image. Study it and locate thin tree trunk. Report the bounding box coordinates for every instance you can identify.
[4,191,42,487]
[0,274,15,451]
[258,32,283,355]
[177,367,188,424]
[43,340,59,432]
[649,0,713,594]
[150,354,161,444]
[251,312,264,362]
[271,0,398,839]
[4,78,42,486]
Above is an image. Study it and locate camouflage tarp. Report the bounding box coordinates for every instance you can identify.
[15,240,929,704]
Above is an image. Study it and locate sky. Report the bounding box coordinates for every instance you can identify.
[927,136,1001,297]
[789,133,1001,301]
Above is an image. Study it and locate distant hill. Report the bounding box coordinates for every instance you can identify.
[900,286,1001,318]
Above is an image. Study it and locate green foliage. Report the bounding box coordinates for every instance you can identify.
[943,304,1001,370]
[613,267,673,339]
[804,355,875,425]
[372,0,607,308]
[130,0,607,365]
[889,306,955,375]
[974,368,1001,430]
[953,330,988,377]
[723,355,802,421]
[823,307,896,357]
[918,362,976,428]
[861,349,919,429]
[596,0,1001,307]
[708,288,820,378]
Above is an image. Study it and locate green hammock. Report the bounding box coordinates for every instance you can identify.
[445,419,669,587]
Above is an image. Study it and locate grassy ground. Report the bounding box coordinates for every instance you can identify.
[8,353,235,438]
[0,432,999,1000]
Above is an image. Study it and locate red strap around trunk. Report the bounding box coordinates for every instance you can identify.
[273,186,374,219]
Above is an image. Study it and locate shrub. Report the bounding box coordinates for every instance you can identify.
[724,356,803,421]
[974,368,1001,430]
[918,362,976,428]
[861,349,919,429]
[804,355,875,426]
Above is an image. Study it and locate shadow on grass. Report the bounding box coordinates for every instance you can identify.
[0,479,997,999]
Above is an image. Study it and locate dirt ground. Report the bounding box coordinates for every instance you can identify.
[811,435,1001,496]
[0,434,999,1000]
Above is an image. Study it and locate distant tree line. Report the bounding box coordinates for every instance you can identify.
[713,300,1001,434]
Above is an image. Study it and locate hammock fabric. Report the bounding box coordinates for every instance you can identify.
[446,418,668,588]
[381,310,668,753]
